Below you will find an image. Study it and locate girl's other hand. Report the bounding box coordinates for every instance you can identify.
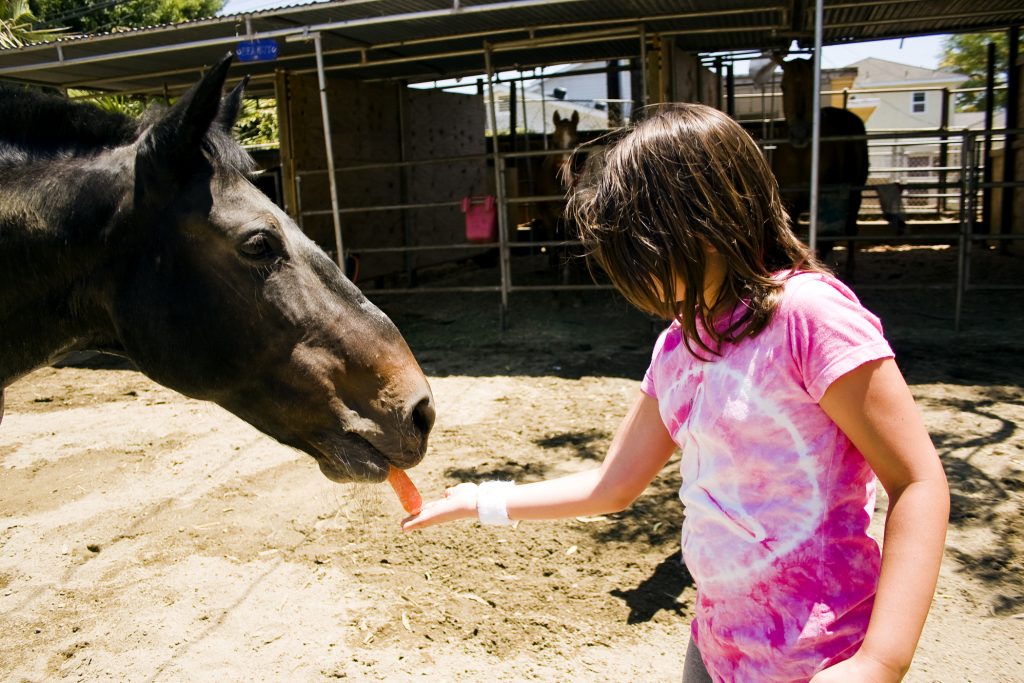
[400,482,479,532]
[809,652,903,683]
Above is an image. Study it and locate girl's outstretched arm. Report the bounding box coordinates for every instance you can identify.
[401,391,677,531]
[812,358,949,682]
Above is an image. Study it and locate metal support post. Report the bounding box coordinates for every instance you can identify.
[715,56,724,111]
[540,70,549,149]
[726,62,736,117]
[955,130,975,331]
[1001,26,1020,249]
[484,43,511,323]
[287,31,345,269]
[938,88,950,215]
[397,80,414,283]
[314,34,344,269]
[808,0,824,254]
[295,174,304,232]
[983,41,996,232]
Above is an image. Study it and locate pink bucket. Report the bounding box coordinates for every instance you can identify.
[461,195,498,243]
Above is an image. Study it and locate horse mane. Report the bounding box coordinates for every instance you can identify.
[0,84,255,176]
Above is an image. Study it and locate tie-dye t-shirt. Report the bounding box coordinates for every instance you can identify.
[640,272,893,682]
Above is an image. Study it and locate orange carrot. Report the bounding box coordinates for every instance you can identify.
[387,466,422,515]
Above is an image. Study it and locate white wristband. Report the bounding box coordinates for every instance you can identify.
[476,481,516,526]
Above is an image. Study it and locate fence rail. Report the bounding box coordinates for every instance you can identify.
[291,124,1023,330]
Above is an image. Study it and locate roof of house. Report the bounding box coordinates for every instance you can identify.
[952,109,1006,130]
[846,57,969,87]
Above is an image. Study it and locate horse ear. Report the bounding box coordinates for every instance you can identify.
[216,75,250,134]
[570,110,579,125]
[135,53,233,188]
[553,111,562,125]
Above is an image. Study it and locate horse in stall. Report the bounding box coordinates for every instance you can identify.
[531,110,587,293]
[769,55,869,278]
[0,54,435,485]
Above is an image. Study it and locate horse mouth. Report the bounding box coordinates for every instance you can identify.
[305,432,391,483]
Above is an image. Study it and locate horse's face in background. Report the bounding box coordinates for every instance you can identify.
[775,56,814,148]
[551,110,580,152]
[550,110,580,188]
[113,58,434,483]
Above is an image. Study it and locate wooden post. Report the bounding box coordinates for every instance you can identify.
[274,69,298,222]
[726,62,736,117]
[939,87,950,216]
[629,57,644,122]
[715,56,724,111]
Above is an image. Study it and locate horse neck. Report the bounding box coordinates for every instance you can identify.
[0,155,129,387]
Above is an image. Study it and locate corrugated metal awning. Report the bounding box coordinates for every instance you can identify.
[0,0,1021,96]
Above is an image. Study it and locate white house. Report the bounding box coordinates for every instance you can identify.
[845,57,968,131]
[846,57,1002,214]
[483,60,633,136]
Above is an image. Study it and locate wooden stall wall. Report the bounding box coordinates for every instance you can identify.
[644,38,720,108]
[401,87,491,276]
[276,72,488,282]
[1014,52,1024,256]
[990,52,1024,256]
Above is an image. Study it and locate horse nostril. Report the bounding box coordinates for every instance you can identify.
[410,395,435,438]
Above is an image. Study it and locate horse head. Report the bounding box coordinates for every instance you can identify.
[112,55,434,483]
[551,110,580,151]
[551,110,580,188]
[773,54,815,149]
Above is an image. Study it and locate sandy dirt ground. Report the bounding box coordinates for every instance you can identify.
[1,246,1022,682]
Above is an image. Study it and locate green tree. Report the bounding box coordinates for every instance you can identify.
[941,31,1021,112]
[1,0,62,47]
[30,0,223,35]
[235,97,279,147]
[25,0,278,149]
[68,89,150,118]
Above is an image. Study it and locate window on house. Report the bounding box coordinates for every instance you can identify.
[911,91,926,114]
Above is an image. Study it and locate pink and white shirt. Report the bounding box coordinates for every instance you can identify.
[640,272,894,682]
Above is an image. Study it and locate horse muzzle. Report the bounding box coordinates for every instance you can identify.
[788,123,810,149]
[307,388,434,482]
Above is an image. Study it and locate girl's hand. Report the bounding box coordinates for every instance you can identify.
[400,483,479,532]
[810,652,903,683]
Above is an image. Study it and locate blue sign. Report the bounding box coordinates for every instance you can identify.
[236,38,278,63]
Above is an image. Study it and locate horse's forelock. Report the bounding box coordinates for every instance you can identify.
[202,127,258,178]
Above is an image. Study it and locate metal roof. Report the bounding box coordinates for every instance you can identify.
[0,0,1022,97]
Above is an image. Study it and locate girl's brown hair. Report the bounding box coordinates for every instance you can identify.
[567,103,825,358]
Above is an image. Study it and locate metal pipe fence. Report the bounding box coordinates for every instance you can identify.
[292,110,1022,330]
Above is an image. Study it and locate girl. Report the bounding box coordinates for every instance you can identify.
[401,104,949,683]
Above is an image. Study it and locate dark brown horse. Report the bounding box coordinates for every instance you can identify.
[770,56,869,277]
[0,55,434,484]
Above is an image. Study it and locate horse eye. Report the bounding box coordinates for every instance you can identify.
[239,232,276,261]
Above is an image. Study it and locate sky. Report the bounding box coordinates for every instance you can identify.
[820,35,946,70]
[219,0,948,72]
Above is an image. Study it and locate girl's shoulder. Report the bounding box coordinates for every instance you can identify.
[774,270,874,324]
[772,271,893,400]
[777,269,857,299]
